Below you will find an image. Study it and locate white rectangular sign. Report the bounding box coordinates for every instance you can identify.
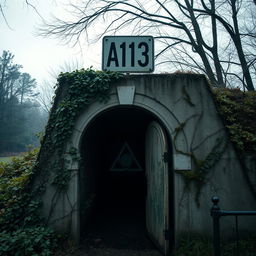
[102,36,154,73]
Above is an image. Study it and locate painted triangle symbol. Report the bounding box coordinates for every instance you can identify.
[110,142,142,171]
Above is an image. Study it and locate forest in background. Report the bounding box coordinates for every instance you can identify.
[0,50,48,155]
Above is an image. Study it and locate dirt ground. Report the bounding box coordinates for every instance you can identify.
[57,171,164,256]
[56,227,162,256]
[57,206,162,256]
[65,248,162,256]
[57,235,162,256]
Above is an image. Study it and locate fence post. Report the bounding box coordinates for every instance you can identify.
[211,196,221,256]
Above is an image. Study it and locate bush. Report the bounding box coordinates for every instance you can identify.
[0,227,56,256]
[0,149,40,232]
[213,88,256,156]
[0,149,57,255]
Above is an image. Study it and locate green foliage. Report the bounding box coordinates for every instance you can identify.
[173,235,212,256]
[11,68,123,253]
[38,68,123,193]
[173,234,256,256]
[0,149,39,231]
[222,235,256,256]
[213,88,256,156]
[182,138,226,206]
[0,227,56,256]
[0,149,57,255]
[176,87,256,205]
[51,68,123,147]
[174,116,227,206]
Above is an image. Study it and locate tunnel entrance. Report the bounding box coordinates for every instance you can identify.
[79,106,172,252]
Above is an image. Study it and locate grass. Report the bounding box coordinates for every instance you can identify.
[0,156,13,163]
[173,235,212,256]
[0,154,23,163]
[172,234,256,256]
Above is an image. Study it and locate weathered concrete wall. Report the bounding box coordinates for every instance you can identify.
[118,74,256,239]
[39,73,256,243]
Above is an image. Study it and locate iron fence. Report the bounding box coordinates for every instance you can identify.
[210,196,256,256]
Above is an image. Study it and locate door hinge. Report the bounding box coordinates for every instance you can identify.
[163,229,170,240]
[163,152,172,163]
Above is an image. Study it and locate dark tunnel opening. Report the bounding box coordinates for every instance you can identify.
[80,106,158,249]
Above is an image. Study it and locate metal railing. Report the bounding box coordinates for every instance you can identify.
[210,196,256,256]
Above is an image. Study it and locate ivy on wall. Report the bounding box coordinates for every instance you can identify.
[174,88,256,206]
[32,73,256,211]
[212,88,256,157]
[174,118,227,206]
[36,68,123,219]
[0,149,57,255]
[0,69,123,255]
[213,88,256,200]
[175,86,256,206]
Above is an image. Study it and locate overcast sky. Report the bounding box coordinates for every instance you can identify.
[0,0,101,85]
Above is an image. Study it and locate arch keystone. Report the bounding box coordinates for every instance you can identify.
[117,85,135,104]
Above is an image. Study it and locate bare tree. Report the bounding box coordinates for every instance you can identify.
[41,0,255,90]
[0,0,43,27]
[198,0,255,90]
[0,0,10,28]
[243,8,256,82]
[37,59,84,113]
[37,80,54,114]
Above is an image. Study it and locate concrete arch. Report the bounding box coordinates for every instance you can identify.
[65,90,185,243]
[67,92,189,170]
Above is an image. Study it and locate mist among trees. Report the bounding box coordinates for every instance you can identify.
[0,50,47,154]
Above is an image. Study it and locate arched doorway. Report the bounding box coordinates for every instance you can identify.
[79,106,174,254]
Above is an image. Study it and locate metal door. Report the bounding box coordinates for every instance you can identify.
[145,121,170,255]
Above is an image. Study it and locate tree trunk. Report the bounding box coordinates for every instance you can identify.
[231,0,254,90]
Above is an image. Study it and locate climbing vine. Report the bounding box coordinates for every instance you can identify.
[212,88,256,200]
[174,86,256,206]
[183,138,226,206]
[0,69,123,255]
[36,68,123,217]
[174,119,227,206]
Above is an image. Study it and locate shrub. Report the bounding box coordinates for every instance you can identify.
[0,149,40,232]
[0,149,57,255]
[0,227,56,256]
[213,88,256,156]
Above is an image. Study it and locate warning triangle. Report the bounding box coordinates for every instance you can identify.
[110,142,142,171]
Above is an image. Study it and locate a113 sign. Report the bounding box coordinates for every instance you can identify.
[102,36,154,73]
